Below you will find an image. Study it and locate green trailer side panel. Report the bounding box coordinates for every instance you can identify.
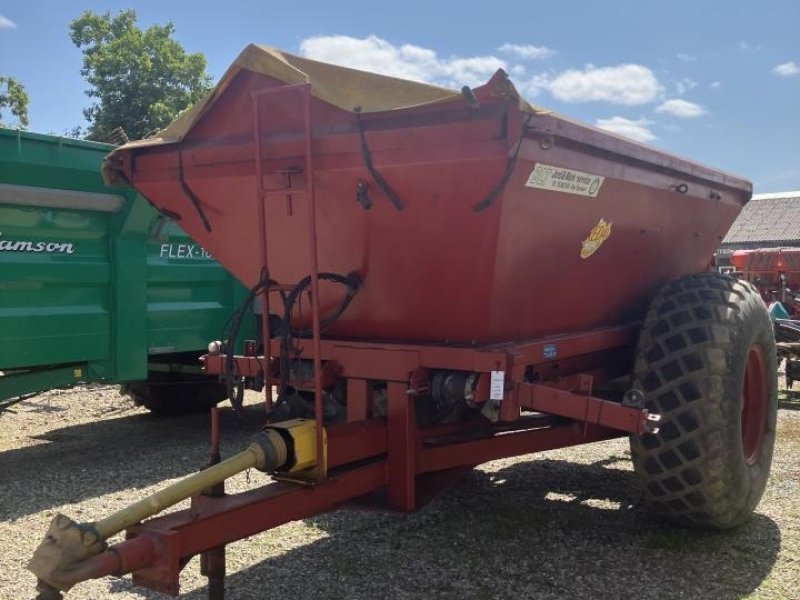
[0,129,250,402]
[146,219,239,355]
[0,204,112,370]
[111,195,150,382]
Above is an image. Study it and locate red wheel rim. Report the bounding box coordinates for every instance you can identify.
[741,344,768,465]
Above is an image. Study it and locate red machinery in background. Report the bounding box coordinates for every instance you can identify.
[29,46,775,600]
[731,248,800,387]
[731,247,800,316]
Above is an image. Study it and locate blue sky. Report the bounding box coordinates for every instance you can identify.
[1,0,798,192]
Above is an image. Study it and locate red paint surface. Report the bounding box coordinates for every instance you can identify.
[115,69,750,344]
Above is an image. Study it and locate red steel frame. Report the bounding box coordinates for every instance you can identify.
[68,324,654,597]
[60,86,660,597]
[67,416,627,595]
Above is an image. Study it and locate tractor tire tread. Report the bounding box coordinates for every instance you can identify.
[630,272,777,529]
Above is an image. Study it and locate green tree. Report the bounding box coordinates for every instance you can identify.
[69,10,212,142]
[0,76,29,129]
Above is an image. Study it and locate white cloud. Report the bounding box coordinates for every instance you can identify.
[498,43,555,61]
[655,98,706,118]
[440,57,507,87]
[739,41,763,51]
[675,78,697,95]
[299,35,506,88]
[517,73,551,98]
[676,53,696,62]
[0,15,16,29]
[595,117,657,143]
[539,64,662,105]
[772,61,800,77]
[709,81,721,89]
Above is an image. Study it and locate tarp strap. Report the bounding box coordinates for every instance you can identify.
[355,109,404,212]
[473,114,533,212]
[178,151,213,232]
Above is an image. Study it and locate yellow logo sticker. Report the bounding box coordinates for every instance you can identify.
[580,219,612,259]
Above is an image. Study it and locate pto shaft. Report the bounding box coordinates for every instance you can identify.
[28,429,289,593]
[95,441,267,539]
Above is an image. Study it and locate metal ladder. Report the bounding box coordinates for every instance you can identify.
[250,83,325,469]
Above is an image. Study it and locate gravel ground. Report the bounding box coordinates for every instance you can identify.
[1,386,798,600]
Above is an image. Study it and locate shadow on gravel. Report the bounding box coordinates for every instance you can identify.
[778,389,800,410]
[0,404,263,521]
[108,455,781,600]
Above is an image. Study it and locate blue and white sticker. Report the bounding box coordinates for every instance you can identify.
[543,344,558,360]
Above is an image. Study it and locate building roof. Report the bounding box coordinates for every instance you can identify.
[722,191,800,245]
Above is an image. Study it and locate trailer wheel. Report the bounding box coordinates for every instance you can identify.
[123,372,227,416]
[630,273,777,529]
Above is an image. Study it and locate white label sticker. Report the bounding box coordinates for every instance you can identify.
[525,163,604,197]
[490,371,505,401]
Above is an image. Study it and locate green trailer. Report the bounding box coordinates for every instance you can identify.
[0,129,250,414]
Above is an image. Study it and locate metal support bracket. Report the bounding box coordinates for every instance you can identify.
[515,381,660,435]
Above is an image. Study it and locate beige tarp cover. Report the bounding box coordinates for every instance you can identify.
[118,44,546,150]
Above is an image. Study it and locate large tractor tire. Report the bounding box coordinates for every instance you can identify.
[123,372,228,416]
[630,273,777,529]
